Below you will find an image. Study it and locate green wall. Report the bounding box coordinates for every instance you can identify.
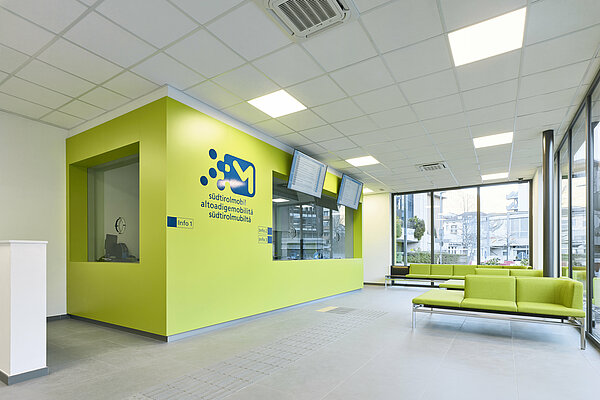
[66,97,363,337]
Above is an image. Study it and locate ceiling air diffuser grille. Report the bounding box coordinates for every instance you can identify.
[263,0,359,39]
[417,162,448,172]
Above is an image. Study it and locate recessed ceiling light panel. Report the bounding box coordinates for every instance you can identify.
[248,89,306,118]
[346,156,379,167]
[482,172,509,180]
[363,188,374,194]
[473,132,513,148]
[449,7,526,66]
[272,198,289,202]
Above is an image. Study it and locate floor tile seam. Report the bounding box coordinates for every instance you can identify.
[315,344,389,400]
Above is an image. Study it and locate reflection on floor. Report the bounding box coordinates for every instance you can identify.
[1,285,600,400]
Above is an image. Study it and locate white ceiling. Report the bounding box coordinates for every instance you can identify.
[0,0,599,193]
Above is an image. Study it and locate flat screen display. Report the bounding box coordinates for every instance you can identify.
[287,150,327,198]
[337,174,363,210]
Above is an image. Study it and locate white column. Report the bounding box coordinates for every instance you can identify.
[0,240,48,385]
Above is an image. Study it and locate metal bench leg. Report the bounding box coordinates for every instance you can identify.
[412,305,417,329]
[579,318,586,350]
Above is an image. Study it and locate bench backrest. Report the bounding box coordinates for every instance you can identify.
[465,275,516,301]
[409,264,430,275]
[475,268,509,276]
[516,277,583,309]
[453,264,476,277]
[510,269,542,277]
[431,264,452,276]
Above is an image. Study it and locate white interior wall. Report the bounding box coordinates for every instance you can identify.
[532,167,544,270]
[0,111,67,316]
[362,192,392,283]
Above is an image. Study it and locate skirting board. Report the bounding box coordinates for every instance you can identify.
[0,367,48,385]
[69,288,362,342]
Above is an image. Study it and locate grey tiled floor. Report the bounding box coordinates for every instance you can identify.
[2,285,600,400]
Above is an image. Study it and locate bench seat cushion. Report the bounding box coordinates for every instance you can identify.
[439,280,465,290]
[516,302,585,317]
[461,298,517,312]
[412,289,464,307]
[405,274,433,279]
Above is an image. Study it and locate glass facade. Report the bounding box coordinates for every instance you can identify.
[554,68,600,345]
[394,182,530,266]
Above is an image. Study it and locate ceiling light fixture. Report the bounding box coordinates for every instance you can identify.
[272,198,289,203]
[482,172,509,181]
[473,132,514,149]
[248,89,306,118]
[346,156,379,167]
[449,7,526,66]
[363,188,374,194]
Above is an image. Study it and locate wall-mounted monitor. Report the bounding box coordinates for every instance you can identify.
[337,174,363,210]
[287,150,327,198]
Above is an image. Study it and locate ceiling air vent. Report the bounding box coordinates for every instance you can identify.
[262,0,359,39]
[417,162,448,172]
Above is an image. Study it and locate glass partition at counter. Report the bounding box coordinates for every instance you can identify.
[87,154,140,263]
[272,176,353,260]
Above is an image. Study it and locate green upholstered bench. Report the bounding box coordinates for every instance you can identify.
[386,263,539,288]
[439,279,465,290]
[412,276,586,349]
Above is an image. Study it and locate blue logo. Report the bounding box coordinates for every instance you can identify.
[201,149,255,197]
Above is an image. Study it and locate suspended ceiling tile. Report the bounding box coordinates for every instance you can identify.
[0,77,71,109]
[253,119,293,137]
[455,50,521,91]
[0,91,52,119]
[302,21,377,72]
[278,109,326,131]
[104,71,158,99]
[318,137,358,151]
[525,0,600,45]
[440,0,526,31]
[297,142,328,156]
[312,98,364,124]
[462,79,518,110]
[383,122,428,140]
[16,59,95,97]
[184,80,241,109]
[518,61,589,99]
[277,132,312,147]
[1,0,86,33]
[517,87,578,116]
[206,2,290,60]
[333,116,379,136]
[222,101,270,125]
[211,64,278,100]
[370,106,417,128]
[253,45,323,88]
[97,0,197,48]
[79,87,129,110]
[286,75,346,108]
[466,101,516,126]
[59,99,105,119]
[0,44,28,73]
[299,125,343,142]
[421,113,467,133]
[38,39,122,84]
[399,69,458,103]
[353,0,389,13]
[469,118,515,137]
[65,12,156,67]
[384,36,452,83]
[165,30,244,78]
[521,25,600,76]
[412,94,463,120]
[515,107,569,131]
[132,53,204,90]
[429,127,470,145]
[330,57,394,96]
[349,130,392,146]
[41,110,84,129]
[0,8,54,55]
[361,0,442,53]
[352,85,407,114]
[170,0,244,24]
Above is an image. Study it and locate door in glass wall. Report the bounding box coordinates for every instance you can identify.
[592,86,600,338]
[572,110,587,286]
[559,142,570,276]
[480,183,530,266]
[394,195,405,264]
[434,188,477,264]
[406,193,432,264]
